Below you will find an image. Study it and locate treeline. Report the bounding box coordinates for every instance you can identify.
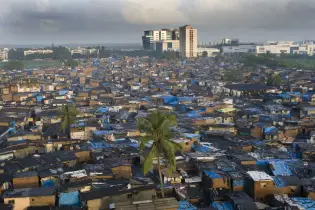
[8,46,180,61]
[243,53,315,70]
[8,46,73,60]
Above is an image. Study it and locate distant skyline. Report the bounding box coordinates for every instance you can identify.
[1,0,315,44]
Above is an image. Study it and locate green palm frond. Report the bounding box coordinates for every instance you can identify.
[161,141,176,175]
[137,110,181,178]
[139,135,154,151]
[59,104,79,136]
[143,144,157,175]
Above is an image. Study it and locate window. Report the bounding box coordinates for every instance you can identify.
[8,200,15,204]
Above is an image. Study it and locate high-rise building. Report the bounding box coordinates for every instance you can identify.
[142,29,179,50]
[222,38,239,45]
[0,48,9,61]
[154,40,180,53]
[179,25,198,58]
[142,30,160,50]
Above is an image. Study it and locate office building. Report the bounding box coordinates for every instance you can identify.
[221,44,257,55]
[154,40,180,53]
[142,29,179,50]
[179,25,198,58]
[0,48,9,61]
[197,48,220,57]
[24,49,53,56]
[222,38,239,45]
[256,41,300,55]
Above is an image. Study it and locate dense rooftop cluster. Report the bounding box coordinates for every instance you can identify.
[0,56,315,210]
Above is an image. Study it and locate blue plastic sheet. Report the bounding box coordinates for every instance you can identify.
[90,141,111,149]
[36,95,43,102]
[95,107,109,113]
[269,160,292,176]
[273,177,286,188]
[290,197,315,209]
[204,170,222,179]
[42,179,54,187]
[59,191,80,206]
[192,145,210,153]
[233,179,244,187]
[161,96,177,104]
[184,133,200,139]
[59,90,68,96]
[178,201,197,210]
[212,202,233,210]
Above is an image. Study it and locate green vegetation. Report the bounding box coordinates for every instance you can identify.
[64,59,79,68]
[202,51,208,57]
[137,111,183,197]
[243,54,315,70]
[3,60,24,70]
[52,46,71,60]
[267,73,282,86]
[59,105,79,138]
[0,60,62,69]
[8,48,25,60]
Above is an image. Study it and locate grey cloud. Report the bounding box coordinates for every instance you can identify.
[0,0,315,44]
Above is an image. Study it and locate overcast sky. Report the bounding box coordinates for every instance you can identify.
[1,0,315,44]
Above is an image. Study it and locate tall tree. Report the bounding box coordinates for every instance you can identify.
[59,105,79,138]
[202,51,208,57]
[137,111,183,197]
[267,73,282,86]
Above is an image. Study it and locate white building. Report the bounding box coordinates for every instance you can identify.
[197,48,220,57]
[256,41,299,55]
[70,47,88,55]
[179,25,198,58]
[154,40,180,52]
[221,45,257,54]
[306,44,315,56]
[24,49,53,56]
[0,48,9,61]
[222,38,239,45]
[142,29,178,50]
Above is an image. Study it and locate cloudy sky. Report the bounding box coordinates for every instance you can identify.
[0,0,315,44]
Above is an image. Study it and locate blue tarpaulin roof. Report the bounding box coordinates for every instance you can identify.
[178,201,197,210]
[42,179,54,187]
[264,126,278,135]
[233,179,244,187]
[269,160,292,176]
[59,191,80,206]
[95,107,109,113]
[274,176,286,188]
[204,170,222,179]
[90,142,111,149]
[161,96,177,104]
[212,202,233,210]
[290,197,315,209]
[93,130,114,136]
[192,145,210,153]
[184,133,200,139]
[187,110,202,118]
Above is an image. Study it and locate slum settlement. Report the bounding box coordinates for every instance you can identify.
[0,57,315,210]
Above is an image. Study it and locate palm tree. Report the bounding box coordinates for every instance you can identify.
[59,104,79,138]
[137,111,183,197]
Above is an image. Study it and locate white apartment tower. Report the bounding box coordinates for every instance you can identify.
[179,25,198,58]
